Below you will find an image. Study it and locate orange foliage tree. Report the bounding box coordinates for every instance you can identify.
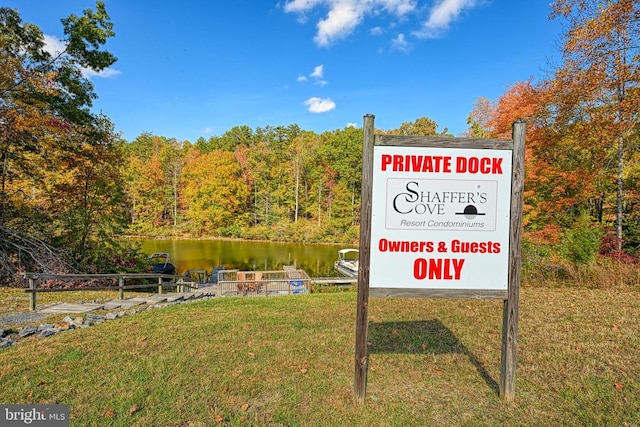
[550,0,640,251]
[487,1,640,252]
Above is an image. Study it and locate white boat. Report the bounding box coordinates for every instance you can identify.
[334,249,359,278]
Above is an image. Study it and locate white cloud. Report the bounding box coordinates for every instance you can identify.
[414,0,477,38]
[370,26,384,36]
[315,2,364,46]
[43,34,120,79]
[284,0,324,14]
[391,33,411,52]
[304,97,336,113]
[310,64,324,78]
[283,0,416,47]
[82,68,121,79]
[346,122,357,128]
[43,34,66,56]
[311,64,328,86]
[298,65,328,86]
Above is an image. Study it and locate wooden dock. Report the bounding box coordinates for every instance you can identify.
[311,277,357,285]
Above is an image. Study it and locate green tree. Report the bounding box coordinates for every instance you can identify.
[0,3,128,279]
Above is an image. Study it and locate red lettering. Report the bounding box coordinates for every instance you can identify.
[414,258,427,279]
[456,157,504,174]
[393,155,403,171]
[381,154,392,171]
[380,154,453,173]
[413,258,465,280]
[492,158,503,174]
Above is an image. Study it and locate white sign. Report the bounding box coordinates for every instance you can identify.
[370,145,512,290]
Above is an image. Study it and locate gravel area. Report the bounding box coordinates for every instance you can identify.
[0,312,49,326]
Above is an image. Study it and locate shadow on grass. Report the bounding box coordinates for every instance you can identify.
[367,319,499,394]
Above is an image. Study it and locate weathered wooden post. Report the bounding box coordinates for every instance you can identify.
[29,276,37,311]
[354,114,375,404]
[499,120,526,402]
[119,277,125,300]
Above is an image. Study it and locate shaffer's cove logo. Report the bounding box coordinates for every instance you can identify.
[385,178,498,231]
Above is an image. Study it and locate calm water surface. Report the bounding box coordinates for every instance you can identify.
[138,239,352,278]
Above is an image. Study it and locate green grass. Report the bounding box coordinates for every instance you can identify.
[1,287,639,426]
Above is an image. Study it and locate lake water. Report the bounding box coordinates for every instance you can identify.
[138,239,352,278]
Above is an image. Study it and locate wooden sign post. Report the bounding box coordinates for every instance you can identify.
[354,114,525,403]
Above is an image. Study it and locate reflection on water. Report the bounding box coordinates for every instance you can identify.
[137,239,347,278]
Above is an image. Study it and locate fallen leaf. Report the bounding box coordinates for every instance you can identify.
[215,415,224,423]
[128,404,140,416]
[105,409,116,418]
[614,383,624,390]
[27,391,33,399]
[300,366,308,374]
[241,403,250,411]
[221,386,228,393]
[612,324,619,331]
[37,381,46,387]
[392,329,399,336]
[422,343,427,351]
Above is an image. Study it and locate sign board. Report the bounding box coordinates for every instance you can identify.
[370,146,512,291]
[354,115,526,404]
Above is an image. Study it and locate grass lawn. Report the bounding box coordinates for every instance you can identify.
[0,285,638,426]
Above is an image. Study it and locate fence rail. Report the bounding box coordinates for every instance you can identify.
[19,272,195,311]
[18,267,342,310]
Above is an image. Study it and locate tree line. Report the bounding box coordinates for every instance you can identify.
[1,1,638,283]
[123,118,448,243]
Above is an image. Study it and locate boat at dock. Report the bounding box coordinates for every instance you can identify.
[334,249,359,278]
[149,252,176,275]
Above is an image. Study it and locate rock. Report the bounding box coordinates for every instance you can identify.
[105,312,117,320]
[0,338,14,349]
[19,325,37,338]
[37,323,54,331]
[39,329,58,338]
[54,321,71,331]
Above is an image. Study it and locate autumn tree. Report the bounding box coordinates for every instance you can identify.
[180,149,250,235]
[123,133,174,232]
[465,97,494,138]
[550,0,640,251]
[384,116,450,137]
[0,3,136,279]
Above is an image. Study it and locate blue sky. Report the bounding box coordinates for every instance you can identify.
[6,0,562,142]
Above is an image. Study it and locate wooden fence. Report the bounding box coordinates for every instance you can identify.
[19,273,196,311]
